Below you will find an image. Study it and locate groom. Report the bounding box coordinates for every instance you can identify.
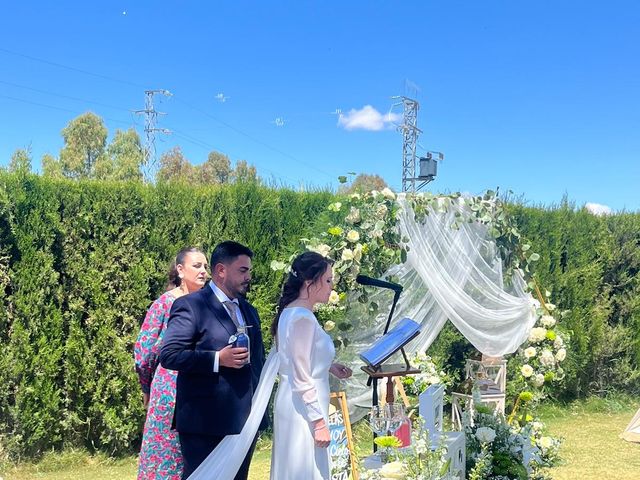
[160,241,267,479]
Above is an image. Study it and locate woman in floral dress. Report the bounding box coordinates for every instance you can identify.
[135,247,209,480]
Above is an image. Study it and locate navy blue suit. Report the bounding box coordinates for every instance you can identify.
[160,285,266,479]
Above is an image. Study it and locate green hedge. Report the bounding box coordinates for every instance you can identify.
[507,201,640,398]
[0,173,638,459]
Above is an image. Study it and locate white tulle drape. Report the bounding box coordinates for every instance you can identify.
[334,196,537,420]
[187,349,280,480]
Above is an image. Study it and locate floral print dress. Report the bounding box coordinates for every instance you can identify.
[134,291,183,480]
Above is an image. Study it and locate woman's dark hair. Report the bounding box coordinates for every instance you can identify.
[167,247,205,289]
[271,251,334,338]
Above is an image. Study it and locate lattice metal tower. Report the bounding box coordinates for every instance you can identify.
[135,89,172,183]
[393,96,422,193]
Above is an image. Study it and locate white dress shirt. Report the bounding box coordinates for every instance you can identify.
[209,281,246,372]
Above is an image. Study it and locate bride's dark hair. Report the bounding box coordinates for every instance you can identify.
[271,251,334,338]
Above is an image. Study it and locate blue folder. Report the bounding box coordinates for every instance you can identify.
[359,318,421,368]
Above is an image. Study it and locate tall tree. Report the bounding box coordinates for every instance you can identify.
[156,147,194,183]
[8,148,32,174]
[101,129,144,181]
[341,173,388,194]
[200,151,232,184]
[41,154,63,179]
[59,112,108,179]
[232,160,258,183]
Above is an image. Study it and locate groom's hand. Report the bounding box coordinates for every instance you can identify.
[219,345,249,368]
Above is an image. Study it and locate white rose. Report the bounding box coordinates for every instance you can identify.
[341,249,354,261]
[532,373,545,387]
[538,436,554,450]
[376,203,388,218]
[528,327,547,343]
[324,320,336,331]
[353,243,363,262]
[346,230,360,243]
[475,427,497,443]
[309,243,331,257]
[379,461,405,479]
[350,193,361,200]
[554,336,564,349]
[555,348,566,362]
[328,291,340,305]
[539,349,556,367]
[524,347,537,359]
[345,207,361,224]
[270,260,288,271]
[521,364,534,377]
[370,190,380,198]
[371,228,384,239]
[540,315,556,328]
[532,421,544,432]
[381,187,396,199]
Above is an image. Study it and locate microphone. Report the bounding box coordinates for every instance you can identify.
[356,275,403,292]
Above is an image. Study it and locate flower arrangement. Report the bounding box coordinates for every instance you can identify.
[402,352,453,396]
[510,299,569,403]
[361,419,454,480]
[464,404,561,480]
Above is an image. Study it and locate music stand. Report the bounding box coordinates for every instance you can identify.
[360,318,421,405]
[360,318,421,451]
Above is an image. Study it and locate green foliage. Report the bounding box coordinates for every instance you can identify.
[99,129,144,181]
[8,148,32,175]
[338,173,388,194]
[156,148,259,185]
[0,172,330,459]
[59,112,108,179]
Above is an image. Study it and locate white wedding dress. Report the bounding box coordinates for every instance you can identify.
[185,307,335,480]
[271,307,336,480]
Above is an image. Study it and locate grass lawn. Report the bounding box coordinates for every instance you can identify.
[2,397,638,480]
[538,396,640,480]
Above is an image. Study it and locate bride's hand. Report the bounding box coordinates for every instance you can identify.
[312,419,330,448]
[330,363,352,379]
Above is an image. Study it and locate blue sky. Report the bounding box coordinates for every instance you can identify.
[1,1,638,211]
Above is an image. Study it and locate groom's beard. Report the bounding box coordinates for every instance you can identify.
[234,281,251,298]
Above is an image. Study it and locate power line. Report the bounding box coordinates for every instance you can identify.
[170,128,299,184]
[173,97,336,181]
[0,47,148,89]
[0,94,135,127]
[0,79,132,112]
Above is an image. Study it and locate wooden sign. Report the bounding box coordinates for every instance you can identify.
[329,391,359,480]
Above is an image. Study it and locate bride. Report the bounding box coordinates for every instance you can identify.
[270,251,352,479]
[186,251,352,480]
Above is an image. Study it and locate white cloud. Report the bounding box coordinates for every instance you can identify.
[337,105,401,131]
[585,202,612,216]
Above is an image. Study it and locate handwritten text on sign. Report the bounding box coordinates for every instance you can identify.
[329,392,358,480]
